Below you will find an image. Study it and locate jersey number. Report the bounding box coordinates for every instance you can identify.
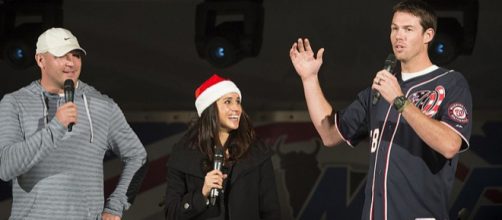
[370,128,380,153]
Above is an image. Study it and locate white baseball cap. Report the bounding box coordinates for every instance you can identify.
[36,27,86,56]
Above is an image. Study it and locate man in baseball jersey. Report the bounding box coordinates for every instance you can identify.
[289,0,472,219]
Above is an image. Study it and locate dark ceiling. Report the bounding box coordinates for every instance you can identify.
[1,0,501,113]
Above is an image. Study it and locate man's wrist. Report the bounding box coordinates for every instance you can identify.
[393,95,410,113]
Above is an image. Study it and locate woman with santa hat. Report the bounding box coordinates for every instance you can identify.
[164,74,280,220]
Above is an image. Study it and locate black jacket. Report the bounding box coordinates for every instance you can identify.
[164,137,281,220]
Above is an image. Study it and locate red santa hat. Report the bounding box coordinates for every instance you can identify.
[195,74,241,116]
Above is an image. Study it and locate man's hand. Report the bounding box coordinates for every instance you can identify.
[55,102,77,128]
[372,70,403,103]
[102,212,121,220]
[289,38,325,82]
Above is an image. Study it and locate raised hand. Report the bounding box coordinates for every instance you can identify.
[289,38,325,81]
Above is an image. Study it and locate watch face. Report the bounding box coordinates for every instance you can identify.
[394,96,406,109]
[397,97,404,105]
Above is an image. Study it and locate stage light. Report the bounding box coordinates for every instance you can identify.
[426,0,478,65]
[206,35,238,67]
[0,0,62,69]
[3,39,34,68]
[2,23,42,69]
[195,0,264,68]
[429,18,462,65]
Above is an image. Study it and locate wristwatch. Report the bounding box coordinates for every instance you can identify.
[393,95,410,113]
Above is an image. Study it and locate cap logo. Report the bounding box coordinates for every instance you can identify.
[36,28,86,56]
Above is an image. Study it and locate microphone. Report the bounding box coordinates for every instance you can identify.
[209,146,224,206]
[64,79,75,132]
[372,53,397,105]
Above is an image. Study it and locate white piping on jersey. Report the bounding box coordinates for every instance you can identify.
[402,68,470,150]
[383,114,402,220]
[334,114,355,148]
[440,121,470,152]
[405,70,453,93]
[375,69,455,220]
[369,101,394,220]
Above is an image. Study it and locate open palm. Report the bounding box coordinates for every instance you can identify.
[289,38,325,81]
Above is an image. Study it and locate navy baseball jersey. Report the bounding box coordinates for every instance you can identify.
[335,67,472,220]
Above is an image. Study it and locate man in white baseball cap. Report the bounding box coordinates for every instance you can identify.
[0,27,148,220]
[35,27,86,93]
[36,27,87,57]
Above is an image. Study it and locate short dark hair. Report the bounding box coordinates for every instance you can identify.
[393,0,437,33]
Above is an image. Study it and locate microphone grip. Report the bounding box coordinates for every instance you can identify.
[209,188,219,206]
[209,161,221,206]
[372,92,381,105]
[64,79,75,132]
[372,65,390,104]
[209,148,224,206]
[372,54,396,105]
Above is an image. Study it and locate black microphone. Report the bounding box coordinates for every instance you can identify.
[209,146,224,206]
[64,79,75,132]
[372,53,397,105]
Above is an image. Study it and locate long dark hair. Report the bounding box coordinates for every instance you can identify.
[186,102,255,164]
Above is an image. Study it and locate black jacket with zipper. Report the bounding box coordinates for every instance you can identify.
[164,136,281,220]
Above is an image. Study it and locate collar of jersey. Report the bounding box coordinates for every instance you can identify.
[401,65,439,82]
